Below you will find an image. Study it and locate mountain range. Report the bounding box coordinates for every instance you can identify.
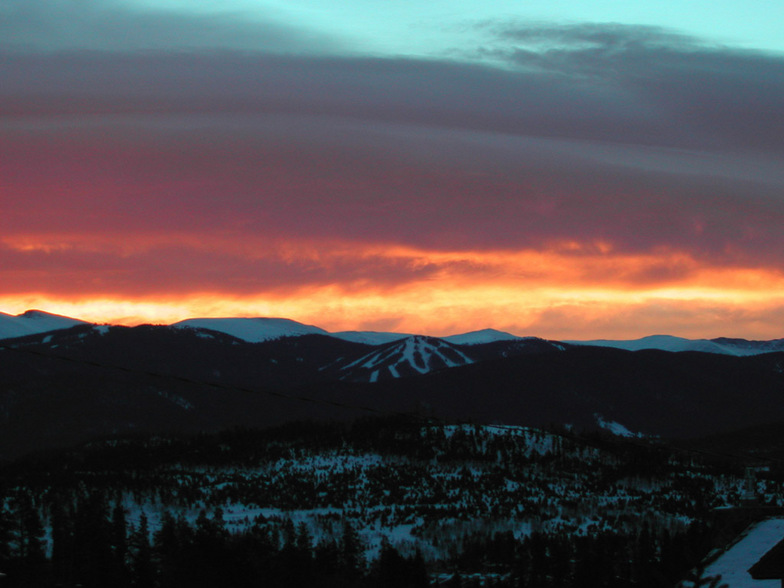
[3,309,784,460]
[3,309,784,355]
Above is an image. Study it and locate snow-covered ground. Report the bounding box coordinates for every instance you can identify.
[32,423,763,562]
[702,518,784,588]
[14,419,780,577]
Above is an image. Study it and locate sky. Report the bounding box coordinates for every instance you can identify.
[2,0,784,339]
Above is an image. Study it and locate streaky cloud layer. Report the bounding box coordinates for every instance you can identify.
[2,8,783,338]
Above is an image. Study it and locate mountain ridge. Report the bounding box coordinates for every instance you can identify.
[3,309,783,356]
[3,322,784,460]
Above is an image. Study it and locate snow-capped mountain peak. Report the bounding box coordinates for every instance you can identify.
[443,328,524,346]
[567,334,784,356]
[172,317,329,343]
[329,331,412,345]
[0,310,89,341]
[568,335,719,353]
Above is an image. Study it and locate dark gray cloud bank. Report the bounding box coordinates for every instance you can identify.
[2,10,784,278]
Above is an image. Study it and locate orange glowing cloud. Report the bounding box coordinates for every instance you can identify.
[2,234,784,339]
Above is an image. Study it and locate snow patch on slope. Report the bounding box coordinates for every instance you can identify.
[337,336,474,382]
[595,414,644,438]
[172,317,328,343]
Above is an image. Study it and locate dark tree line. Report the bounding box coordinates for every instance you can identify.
[0,489,715,588]
[444,522,715,588]
[0,492,426,588]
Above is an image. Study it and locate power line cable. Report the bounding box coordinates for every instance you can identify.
[0,341,426,419]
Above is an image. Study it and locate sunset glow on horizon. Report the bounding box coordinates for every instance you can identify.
[3,0,784,341]
[3,238,784,340]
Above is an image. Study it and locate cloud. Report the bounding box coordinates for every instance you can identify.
[4,23,784,155]
[518,298,784,341]
[0,0,341,54]
[0,238,439,296]
[479,22,784,153]
[3,11,783,155]
[2,19,784,335]
[3,112,783,266]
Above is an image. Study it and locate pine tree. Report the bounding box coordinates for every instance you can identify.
[73,492,115,588]
[0,501,16,578]
[154,510,187,588]
[188,509,228,588]
[110,502,130,586]
[8,493,48,586]
[340,519,363,583]
[373,541,407,588]
[314,539,342,588]
[14,494,46,566]
[409,548,429,588]
[51,497,75,586]
[296,521,313,553]
[130,513,154,588]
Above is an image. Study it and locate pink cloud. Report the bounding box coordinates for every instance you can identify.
[2,30,783,336]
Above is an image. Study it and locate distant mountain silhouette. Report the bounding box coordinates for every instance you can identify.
[2,323,784,459]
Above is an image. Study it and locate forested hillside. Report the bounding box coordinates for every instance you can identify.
[4,324,784,461]
[1,417,775,587]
